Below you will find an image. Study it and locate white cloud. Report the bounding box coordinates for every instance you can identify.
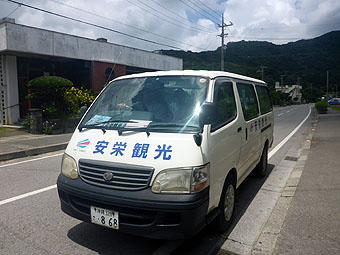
[0,0,339,51]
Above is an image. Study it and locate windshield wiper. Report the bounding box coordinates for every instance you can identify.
[117,127,151,137]
[148,122,199,130]
[115,122,196,136]
[78,120,137,132]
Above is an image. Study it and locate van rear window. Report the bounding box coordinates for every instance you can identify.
[255,85,272,114]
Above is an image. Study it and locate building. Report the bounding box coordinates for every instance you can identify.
[275,83,303,103]
[0,18,182,125]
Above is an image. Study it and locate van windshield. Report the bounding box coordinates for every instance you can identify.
[79,76,209,133]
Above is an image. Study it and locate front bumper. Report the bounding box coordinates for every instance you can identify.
[57,174,209,239]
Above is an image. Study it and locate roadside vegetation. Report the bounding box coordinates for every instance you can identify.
[315,101,328,114]
[27,76,94,119]
[0,128,17,134]
[162,31,340,104]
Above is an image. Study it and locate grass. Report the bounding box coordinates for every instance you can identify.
[0,128,19,134]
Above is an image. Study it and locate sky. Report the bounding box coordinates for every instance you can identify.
[1,0,340,52]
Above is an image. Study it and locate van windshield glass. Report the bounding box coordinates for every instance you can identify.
[79,76,209,132]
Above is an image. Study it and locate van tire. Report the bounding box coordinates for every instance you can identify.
[255,143,268,178]
[211,175,236,233]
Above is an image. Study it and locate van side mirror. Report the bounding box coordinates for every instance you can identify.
[199,103,216,127]
[80,106,88,117]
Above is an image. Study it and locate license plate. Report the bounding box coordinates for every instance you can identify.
[90,206,119,230]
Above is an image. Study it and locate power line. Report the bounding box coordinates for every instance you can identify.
[5,0,186,50]
[148,0,214,33]
[177,0,220,24]
[186,0,221,23]
[48,0,207,51]
[134,0,213,33]
[4,0,21,18]
[126,0,214,35]
[193,0,222,19]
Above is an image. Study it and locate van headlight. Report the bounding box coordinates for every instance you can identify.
[151,164,209,194]
[61,153,78,179]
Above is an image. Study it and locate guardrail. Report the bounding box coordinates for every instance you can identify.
[329,103,340,108]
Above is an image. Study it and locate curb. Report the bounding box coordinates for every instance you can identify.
[0,143,68,162]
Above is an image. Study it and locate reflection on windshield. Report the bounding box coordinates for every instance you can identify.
[79,76,209,132]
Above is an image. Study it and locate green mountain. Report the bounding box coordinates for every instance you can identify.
[161,31,340,97]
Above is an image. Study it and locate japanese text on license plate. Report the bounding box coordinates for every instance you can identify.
[90,206,119,230]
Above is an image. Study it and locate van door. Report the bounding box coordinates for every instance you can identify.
[208,79,241,208]
[255,84,274,148]
[236,82,261,183]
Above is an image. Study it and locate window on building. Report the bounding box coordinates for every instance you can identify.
[237,83,259,121]
[211,81,237,131]
[105,68,115,83]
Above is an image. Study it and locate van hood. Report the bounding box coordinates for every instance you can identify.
[66,129,205,177]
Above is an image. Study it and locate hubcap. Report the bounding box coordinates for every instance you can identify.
[224,184,235,221]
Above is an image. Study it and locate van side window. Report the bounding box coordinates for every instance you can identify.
[237,83,259,121]
[212,81,237,131]
[255,85,272,114]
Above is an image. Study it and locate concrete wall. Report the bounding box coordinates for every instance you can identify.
[0,25,7,51]
[1,22,183,70]
[1,55,20,124]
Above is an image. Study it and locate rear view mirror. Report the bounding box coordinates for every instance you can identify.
[199,103,216,127]
[80,106,88,117]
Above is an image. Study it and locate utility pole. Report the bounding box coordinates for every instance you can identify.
[280,75,285,87]
[310,83,313,102]
[336,83,338,97]
[258,66,267,80]
[218,13,233,71]
[326,70,329,100]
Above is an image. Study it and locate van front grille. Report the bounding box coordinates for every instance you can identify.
[78,159,154,191]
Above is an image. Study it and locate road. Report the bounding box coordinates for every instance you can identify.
[0,104,312,255]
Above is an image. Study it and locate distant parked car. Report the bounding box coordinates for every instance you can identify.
[328,98,340,104]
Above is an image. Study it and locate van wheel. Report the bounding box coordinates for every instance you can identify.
[255,144,268,178]
[211,175,236,232]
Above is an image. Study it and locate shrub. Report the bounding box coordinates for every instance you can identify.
[64,87,95,115]
[42,120,56,134]
[27,76,73,118]
[22,116,30,130]
[315,101,328,114]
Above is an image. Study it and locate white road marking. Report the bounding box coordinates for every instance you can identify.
[0,153,63,168]
[277,113,284,116]
[0,106,312,207]
[286,110,290,113]
[269,106,311,159]
[0,185,57,206]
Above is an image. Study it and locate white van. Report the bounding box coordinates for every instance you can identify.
[57,70,273,239]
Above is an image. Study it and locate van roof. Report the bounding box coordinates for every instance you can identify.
[114,70,266,85]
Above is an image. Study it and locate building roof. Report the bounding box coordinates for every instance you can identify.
[0,20,182,70]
